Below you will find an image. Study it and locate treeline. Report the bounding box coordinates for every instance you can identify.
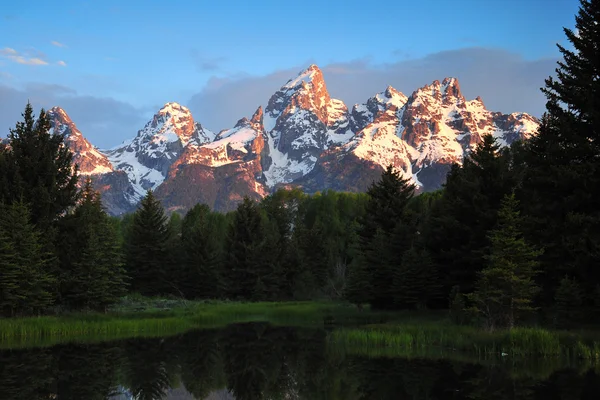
[121,187,367,302]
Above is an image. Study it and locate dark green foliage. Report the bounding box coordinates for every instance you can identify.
[297,190,368,298]
[58,179,127,310]
[179,204,224,299]
[224,197,280,301]
[393,246,440,310]
[519,0,600,305]
[354,165,415,309]
[554,276,584,329]
[360,165,415,239]
[2,103,78,231]
[125,190,174,296]
[260,189,305,299]
[0,202,54,316]
[449,285,467,325]
[344,256,372,307]
[425,135,515,296]
[466,194,541,330]
[292,218,329,299]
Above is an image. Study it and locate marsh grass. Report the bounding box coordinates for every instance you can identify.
[330,321,600,361]
[0,300,384,348]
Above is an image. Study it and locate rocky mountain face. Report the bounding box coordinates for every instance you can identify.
[47,107,114,176]
[47,107,137,215]
[48,65,539,215]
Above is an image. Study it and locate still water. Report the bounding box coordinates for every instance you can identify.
[0,322,599,400]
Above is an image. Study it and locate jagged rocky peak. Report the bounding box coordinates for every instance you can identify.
[146,102,198,146]
[352,85,408,130]
[46,106,114,175]
[251,105,264,129]
[266,64,331,123]
[104,101,209,201]
[409,77,464,105]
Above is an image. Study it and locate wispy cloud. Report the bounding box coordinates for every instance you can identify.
[57,60,67,67]
[51,41,67,48]
[0,47,49,65]
[0,71,12,79]
[190,49,227,72]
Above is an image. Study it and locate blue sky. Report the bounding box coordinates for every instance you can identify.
[0,0,581,148]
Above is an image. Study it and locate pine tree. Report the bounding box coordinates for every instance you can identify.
[519,0,600,304]
[425,134,515,296]
[393,246,440,310]
[344,256,372,308]
[4,103,78,230]
[180,204,223,299]
[555,276,584,329]
[293,218,329,298]
[224,197,279,301]
[58,179,127,310]
[357,165,415,310]
[466,194,541,330]
[0,202,54,316]
[125,190,173,296]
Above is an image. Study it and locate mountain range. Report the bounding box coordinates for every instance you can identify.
[45,64,539,215]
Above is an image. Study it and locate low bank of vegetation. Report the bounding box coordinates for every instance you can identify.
[330,321,600,360]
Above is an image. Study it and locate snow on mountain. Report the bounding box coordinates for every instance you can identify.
[48,65,539,215]
[169,106,266,171]
[263,64,354,186]
[295,75,539,194]
[104,102,212,200]
[47,107,114,175]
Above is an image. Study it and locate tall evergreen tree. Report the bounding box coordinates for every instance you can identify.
[58,179,127,310]
[466,194,541,330]
[0,202,54,316]
[293,218,329,299]
[519,0,600,304]
[554,276,584,329]
[3,103,78,230]
[425,134,515,296]
[224,197,279,301]
[393,246,440,309]
[125,190,173,296]
[180,204,223,299]
[356,165,415,309]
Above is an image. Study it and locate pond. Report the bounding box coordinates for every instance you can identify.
[1,322,599,399]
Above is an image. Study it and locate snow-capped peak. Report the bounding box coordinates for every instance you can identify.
[46,107,114,175]
[282,64,322,90]
[104,102,208,201]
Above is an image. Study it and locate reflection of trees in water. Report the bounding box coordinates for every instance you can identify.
[176,330,226,399]
[123,337,177,400]
[1,327,600,400]
[0,348,53,400]
[52,342,124,400]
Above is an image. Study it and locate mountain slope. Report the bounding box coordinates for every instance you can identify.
[155,107,268,212]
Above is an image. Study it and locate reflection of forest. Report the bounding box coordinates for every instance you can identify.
[0,323,599,400]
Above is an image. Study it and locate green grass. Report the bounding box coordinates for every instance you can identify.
[0,300,386,349]
[329,320,600,361]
